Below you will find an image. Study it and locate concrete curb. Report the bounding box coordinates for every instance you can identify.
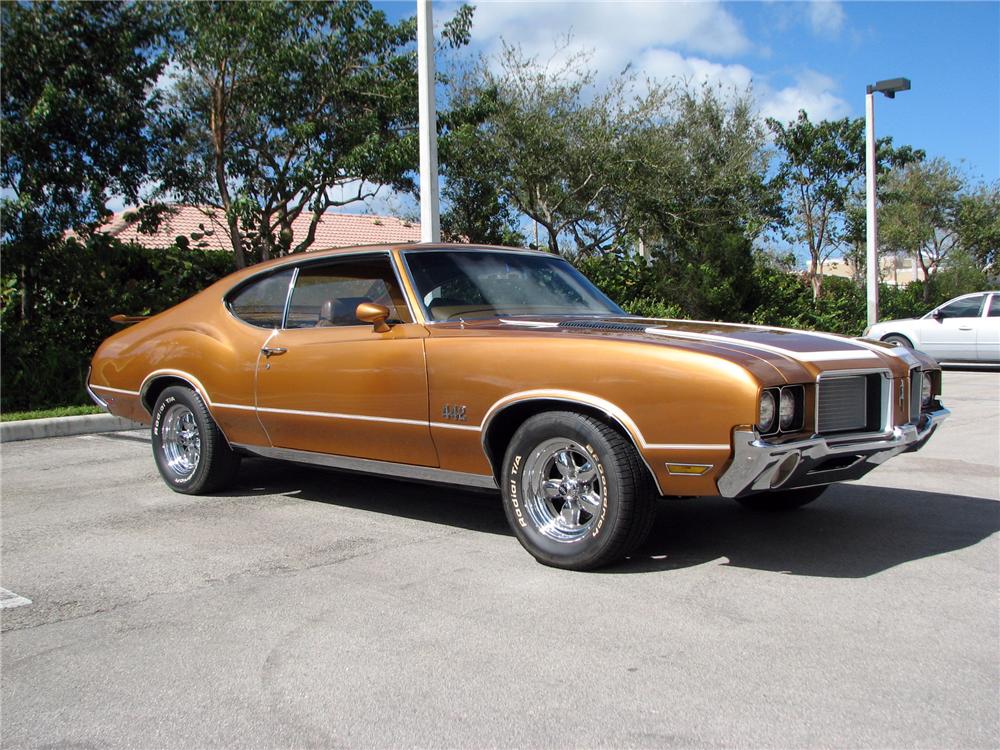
[0,414,144,443]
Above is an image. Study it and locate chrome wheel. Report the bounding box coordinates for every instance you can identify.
[160,403,201,478]
[522,438,605,543]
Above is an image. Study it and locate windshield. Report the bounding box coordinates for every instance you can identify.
[402,250,625,322]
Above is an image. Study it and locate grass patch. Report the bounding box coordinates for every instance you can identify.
[1,404,104,422]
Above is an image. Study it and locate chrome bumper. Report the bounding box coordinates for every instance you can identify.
[716,406,950,498]
[84,367,109,411]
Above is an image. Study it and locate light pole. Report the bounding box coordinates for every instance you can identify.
[417,0,441,243]
[865,77,910,327]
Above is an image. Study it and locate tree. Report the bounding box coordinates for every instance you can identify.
[625,84,779,320]
[444,46,775,259]
[628,84,779,251]
[767,111,921,300]
[956,183,1000,277]
[444,44,674,255]
[154,1,471,268]
[879,158,964,301]
[439,85,525,246]
[1,1,166,243]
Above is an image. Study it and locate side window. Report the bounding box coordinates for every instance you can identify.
[937,295,985,320]
[285,255,412,329]
[227,269,294,328]
[989,295,1000,318]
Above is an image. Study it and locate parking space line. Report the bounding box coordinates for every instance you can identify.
[0,587,32,609]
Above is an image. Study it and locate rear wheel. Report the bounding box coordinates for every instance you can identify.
[501,411,656,570]
[735,485,827,511]
[151,386,240,494]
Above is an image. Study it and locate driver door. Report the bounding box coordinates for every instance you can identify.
[255,253,437,467]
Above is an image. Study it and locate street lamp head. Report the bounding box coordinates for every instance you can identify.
[867,77,911,99]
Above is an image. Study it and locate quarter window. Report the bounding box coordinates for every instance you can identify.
[988,295,1000,317]
[936,295,985,319]
[285,255,411,329]
[227,269,294,328]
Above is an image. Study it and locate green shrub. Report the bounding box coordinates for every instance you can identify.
[579,248,989,337]
[1,236,234,411]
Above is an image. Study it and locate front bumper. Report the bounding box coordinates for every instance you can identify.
[716,406,950,498]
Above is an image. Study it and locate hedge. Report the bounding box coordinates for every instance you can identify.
[1,236,990,412]
[578,250,989,336]
[1,236,234,411]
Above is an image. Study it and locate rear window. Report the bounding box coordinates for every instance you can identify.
[226,269,294,328]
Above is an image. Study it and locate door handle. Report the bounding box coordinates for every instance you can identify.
[958,326,973,331]
[261,346,287,357]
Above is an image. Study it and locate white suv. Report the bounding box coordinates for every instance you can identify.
[864,291,1000,363]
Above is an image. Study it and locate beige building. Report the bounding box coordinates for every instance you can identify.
[87,204,422,251]
[820,253,926,286]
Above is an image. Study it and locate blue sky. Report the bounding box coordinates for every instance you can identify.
[389,0,998,186]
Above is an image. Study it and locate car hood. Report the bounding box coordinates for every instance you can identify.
[870,317,919,327]
[434,315,922,378]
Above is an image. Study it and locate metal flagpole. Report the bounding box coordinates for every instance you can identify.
[417,0,441,243]
[865,88,879,327]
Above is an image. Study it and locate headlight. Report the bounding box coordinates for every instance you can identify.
[758,391,776,433]
[921,374,933,406]
[779,389,797,430]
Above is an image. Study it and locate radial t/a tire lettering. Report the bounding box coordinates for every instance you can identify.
[501,411,656,570]
[151,386,241,494]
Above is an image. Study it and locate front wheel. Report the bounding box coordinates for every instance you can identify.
[501,411,656,570]
[151,386,240,494]
[735,485,828,511]
[882,334,913,349]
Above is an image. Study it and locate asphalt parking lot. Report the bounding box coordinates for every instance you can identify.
[2,370,997,749]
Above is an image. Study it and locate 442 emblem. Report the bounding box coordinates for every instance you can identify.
[441,404,468,422]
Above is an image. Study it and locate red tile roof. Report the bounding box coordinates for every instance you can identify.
[91,205,422,251]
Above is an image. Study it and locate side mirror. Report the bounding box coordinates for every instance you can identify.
[356,302,391,333]
[932,309,944,322]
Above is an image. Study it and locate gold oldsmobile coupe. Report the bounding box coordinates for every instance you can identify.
[88,244,949,570]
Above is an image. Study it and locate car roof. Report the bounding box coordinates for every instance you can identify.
[307,242,545,259]
[238,242,548,275]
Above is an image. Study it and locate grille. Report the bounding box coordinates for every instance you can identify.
[559,320,648,333]
[818,376,868,433]
[909,370,922,423]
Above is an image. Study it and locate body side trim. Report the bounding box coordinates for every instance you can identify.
[234,443,498,489]
[478,390,732,496]
[429,421,482,431]
[213,402,257,412]
[480,389,729,452]
[139,369,215,415]
[90,384,142,397]
[255,406,428,427]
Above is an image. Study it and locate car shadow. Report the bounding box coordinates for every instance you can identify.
[611,484,999,577]
[226,457,512,537]
[225,458,1000,578]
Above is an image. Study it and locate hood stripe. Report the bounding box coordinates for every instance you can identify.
[500,318,904,366]
[640,328,879,362]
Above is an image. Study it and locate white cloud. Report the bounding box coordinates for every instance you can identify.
[464,0,751,76]
[808,0,845,37]
[758,70,850,124]
[328,179,419,219]
[638,49,754,92]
